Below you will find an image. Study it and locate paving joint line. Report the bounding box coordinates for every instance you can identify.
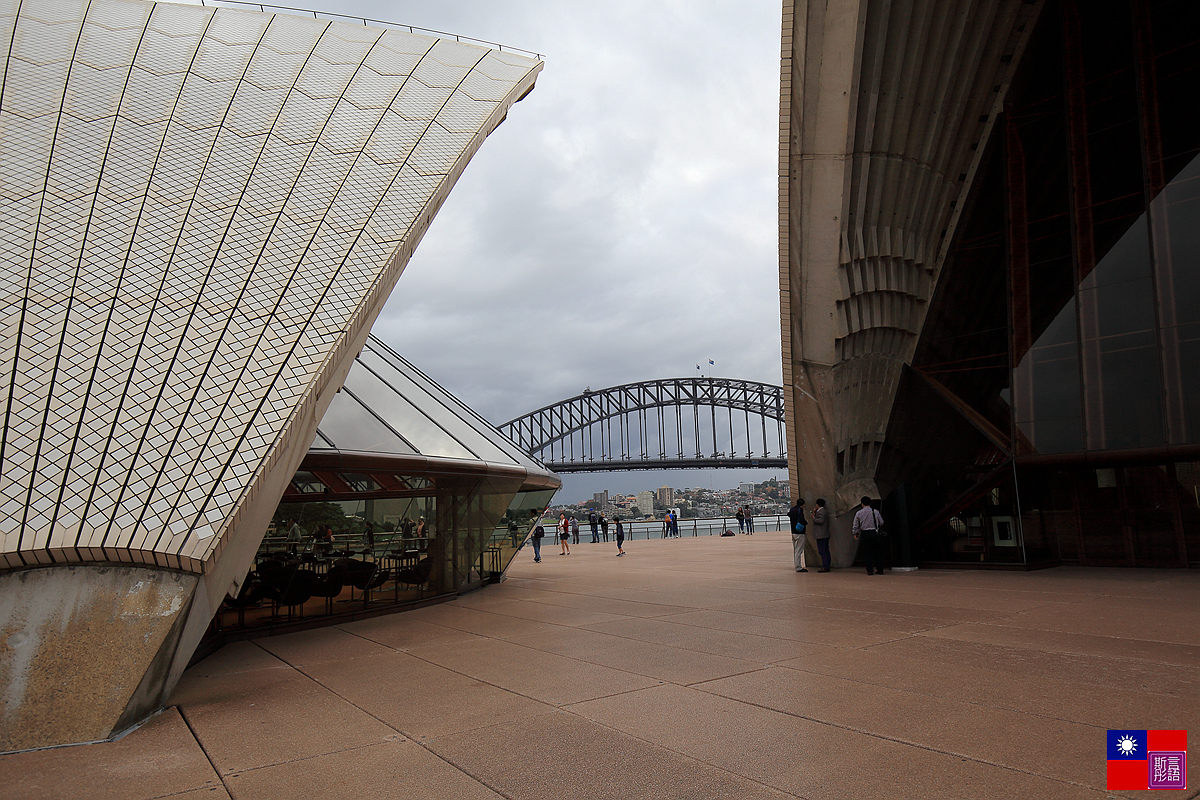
[245,639,519,800]
[685,686,1110,794]
[175,706,235,797]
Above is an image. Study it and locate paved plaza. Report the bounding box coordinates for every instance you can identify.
[2,532,1197,799]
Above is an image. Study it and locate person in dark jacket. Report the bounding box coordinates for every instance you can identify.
[787,498,808,572]
[530,523,544,563]
[812,498,831,572]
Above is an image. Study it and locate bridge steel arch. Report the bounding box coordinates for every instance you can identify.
[499,378,787,473]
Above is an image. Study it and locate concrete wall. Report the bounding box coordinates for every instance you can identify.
[779,0,1044,541]
[0,567,196,752]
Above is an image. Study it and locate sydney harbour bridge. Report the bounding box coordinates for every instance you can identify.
[498,377,787,473]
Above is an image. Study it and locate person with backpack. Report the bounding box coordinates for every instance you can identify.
[852,496,885,575]
[787,498,808,572]
[588,510,599,543]
[530,523,545,563]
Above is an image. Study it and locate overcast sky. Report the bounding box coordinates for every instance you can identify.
[253,1,786,500]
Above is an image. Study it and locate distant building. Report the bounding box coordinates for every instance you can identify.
[656,486,674,506]
[738,482,755,494]
[636,491,656,516]
[593,491,609,505]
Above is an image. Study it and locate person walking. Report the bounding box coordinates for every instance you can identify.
[558,512,571,555]
[530,522,545,563]
[588,510,599,543]
[787,498,808,572]
[614,516,626,556]
[362,521,375,555]
[745,506,755,534]
[599,514,609,542]
[852,497,885,575]
[285,518,303,555]
[570,515,580,544]
[735,506,746,533]
[812,498,832,572]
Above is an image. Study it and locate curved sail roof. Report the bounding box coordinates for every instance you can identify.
[0,0,542,572]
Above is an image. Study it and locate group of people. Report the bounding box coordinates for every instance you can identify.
[587,511,611,543]
[281,516,427,557]
[528,513,627,561]
[734,505,755,534]
[661,510,680,537]
[787,496,886,575]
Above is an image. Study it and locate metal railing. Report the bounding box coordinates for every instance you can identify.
[196,0,544,60]
[538,514,788,542]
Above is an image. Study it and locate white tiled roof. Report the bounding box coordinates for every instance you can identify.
[0,0,541,572]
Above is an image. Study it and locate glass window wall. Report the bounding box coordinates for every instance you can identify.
[205,465,552,639]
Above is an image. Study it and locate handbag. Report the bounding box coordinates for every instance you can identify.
[793,519,806,534]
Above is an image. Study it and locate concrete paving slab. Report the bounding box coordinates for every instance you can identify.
[298,648,556,740]
[445,597,629,628]
[566,683,1110,800]
[869,634,1200,700]
[425,708,795,800]
[407,636,661,706]
[336,614,483,651]
[0,708,226,800]
[170,649,395,775]
[505,625,765,685]
[922,621,1200,667]
[254,625,395,667]
[582,615,827,663]
[223,738,504,800]
[697,664,1101,787]
[401,602,563,640]
[774,641,1200,729]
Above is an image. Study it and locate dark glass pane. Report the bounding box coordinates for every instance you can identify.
[1149,0,1200,167]
[1177,324,1200,437]
[1077,219,1165,448]
[1150,156,1200,442]
[1015,299,1085,453]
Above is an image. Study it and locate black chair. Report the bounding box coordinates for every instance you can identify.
[258,564,320,617]
[310,571,346,614]
[396,557,432,588]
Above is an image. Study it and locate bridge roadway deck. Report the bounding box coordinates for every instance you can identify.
[3,533,1198,799]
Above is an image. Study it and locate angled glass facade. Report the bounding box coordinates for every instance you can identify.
[878,0,1200,568]
[205,337,559,639]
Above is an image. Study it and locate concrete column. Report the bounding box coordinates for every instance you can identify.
[0,566,197,752]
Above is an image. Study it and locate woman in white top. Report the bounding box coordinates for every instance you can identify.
[558,513,571,555]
